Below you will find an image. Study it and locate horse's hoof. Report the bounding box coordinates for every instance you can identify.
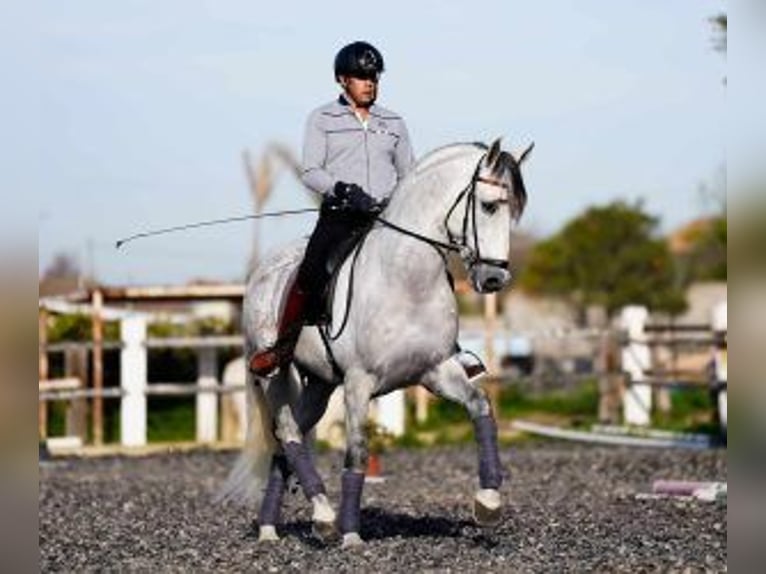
[341,532,364,549]
[313,520,339,544]
[258,525,280,542]
[473,488,502,527]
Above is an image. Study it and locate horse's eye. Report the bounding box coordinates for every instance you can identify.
[481,201,498,215]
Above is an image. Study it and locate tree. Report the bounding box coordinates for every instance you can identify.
[683,11,726,278]
[678,216,727,282]
[519,201,686,321]
[710,12,726,85]
[710,13,726,55]
[42,252,80,280]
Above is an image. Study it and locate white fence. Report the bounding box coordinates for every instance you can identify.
[39,317,247,447]
[39,298,728,448]
[39,312,407,447]
[620,301,727,428]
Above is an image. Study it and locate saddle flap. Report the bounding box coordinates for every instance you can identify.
[309,229,367,325]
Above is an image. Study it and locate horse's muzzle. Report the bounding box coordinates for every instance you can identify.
[470,263,512,293]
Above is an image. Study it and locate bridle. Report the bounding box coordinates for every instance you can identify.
[444,154,513,271]
[325,151,518,345]
[375,152,515,271]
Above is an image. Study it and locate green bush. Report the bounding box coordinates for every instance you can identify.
[498,380,600,419]
[394,429,427,449]
[146,398,195,442]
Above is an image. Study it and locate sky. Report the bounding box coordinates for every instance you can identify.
[21,1,727,285]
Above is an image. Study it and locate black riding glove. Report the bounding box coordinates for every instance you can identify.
[332,182,378,214]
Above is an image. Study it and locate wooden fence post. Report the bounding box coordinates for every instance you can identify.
[220,356,246,443]
[654,321,672,417]
[91,289,104,446]
[39,307,48,440]
[64,347,88,440]
[597,330,621,424]
[196,348,218,443]
[121,315,147,447]
[484,293,498,375]
[415,386,430,424]
[484,293,501,418]
[620,306,652,426]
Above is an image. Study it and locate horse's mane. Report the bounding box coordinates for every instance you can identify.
[411,142,485,175]
[406,141,528,219]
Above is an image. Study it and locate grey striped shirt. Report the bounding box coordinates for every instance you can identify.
[301,95,415,201]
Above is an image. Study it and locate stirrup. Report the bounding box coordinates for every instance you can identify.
[456,350,487,381]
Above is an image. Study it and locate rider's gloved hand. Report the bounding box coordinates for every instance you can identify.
[332,182,378,214]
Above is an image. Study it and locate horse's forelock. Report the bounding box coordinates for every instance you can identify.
[405,142,527,219]
[489,151,528,220]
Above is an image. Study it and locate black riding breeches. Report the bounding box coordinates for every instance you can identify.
[296,204,374,321]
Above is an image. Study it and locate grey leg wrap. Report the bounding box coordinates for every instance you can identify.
[473,414,503,489]
[283,441,326,500]
[339,470,365,534]
[257,455,289,526]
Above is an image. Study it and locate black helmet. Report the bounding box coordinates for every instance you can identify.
[334,41,384,81]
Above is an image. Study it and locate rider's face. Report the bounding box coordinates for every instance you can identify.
[340,75,379,108]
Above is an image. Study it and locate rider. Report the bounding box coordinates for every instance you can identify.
[249,40,412,376]
[249,41,485,380]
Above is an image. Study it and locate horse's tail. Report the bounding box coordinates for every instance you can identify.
[216,372,277,506]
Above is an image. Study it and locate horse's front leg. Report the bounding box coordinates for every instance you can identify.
[339,367,376,548]
[423,358,505,526]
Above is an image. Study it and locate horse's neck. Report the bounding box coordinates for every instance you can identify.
[369,146,481,293]
[363,190,446,295]
[368,225,446,295]
[384,145,482,235]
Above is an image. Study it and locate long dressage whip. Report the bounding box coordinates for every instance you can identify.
[114,208,319,249]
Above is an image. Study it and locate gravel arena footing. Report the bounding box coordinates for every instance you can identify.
[40,444,726,572]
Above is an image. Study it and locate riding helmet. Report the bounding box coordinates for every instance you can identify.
[334,41,385,81]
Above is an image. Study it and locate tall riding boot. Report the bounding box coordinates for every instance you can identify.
[249,282,308,376]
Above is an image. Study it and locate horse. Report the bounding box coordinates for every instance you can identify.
[220,138,532,547]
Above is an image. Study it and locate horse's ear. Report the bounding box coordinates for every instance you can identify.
[486,137,503,167]
[518,142,535,164]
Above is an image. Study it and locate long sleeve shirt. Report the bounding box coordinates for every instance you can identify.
[301,95,415,201]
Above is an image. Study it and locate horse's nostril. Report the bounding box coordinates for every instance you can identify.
[484,277,501,291]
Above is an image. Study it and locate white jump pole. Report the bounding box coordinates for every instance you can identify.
[196,348,218,443]
[376,390,405,437]
[120,315,148,447]
[621,306,652,426]
[711,301,727,432]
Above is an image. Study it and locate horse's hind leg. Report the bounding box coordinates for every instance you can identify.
[257,370,335,541]
[256,453,289,541]
[260,368,336,541]
[423,358,504,526]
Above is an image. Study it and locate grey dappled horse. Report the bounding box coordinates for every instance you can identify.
[222,139,531,547]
